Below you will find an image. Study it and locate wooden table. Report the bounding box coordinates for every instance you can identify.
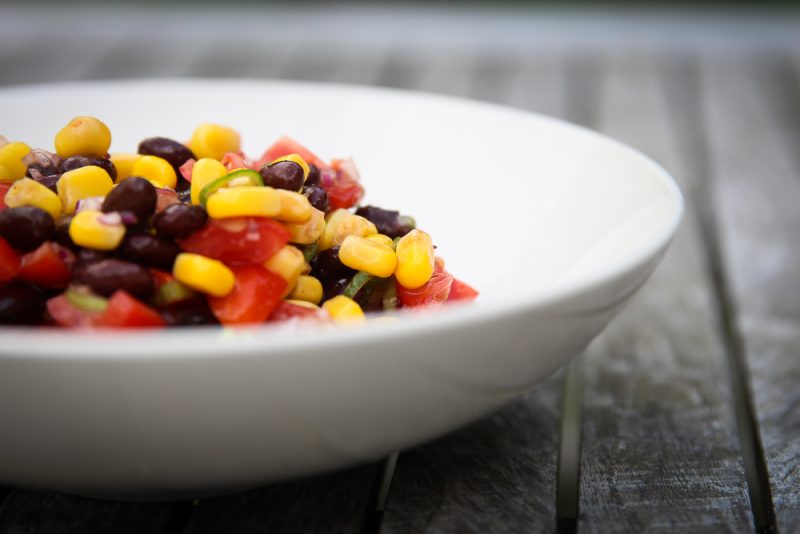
[1,6,798,533]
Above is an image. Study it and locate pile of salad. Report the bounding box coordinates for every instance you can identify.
[0,117,477,328]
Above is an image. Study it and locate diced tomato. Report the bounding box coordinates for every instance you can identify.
[149,269,175,289]
[397,270,454,308]
[18,241,73,289]
[179,159,195,182]
[180,217,290,265]
[325,176,364,210]
[208,265,286,325]
[221,152,249,172]
[95,291,165,328]
[46,294,102,328]
[0,182,12,211]
[0,235,21,282]
[155,188,180,212]
[448,278,479,302]
[268,301,324,322]
[252,136,328,170]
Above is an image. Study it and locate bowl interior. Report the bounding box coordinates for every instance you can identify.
[0,79,680,316]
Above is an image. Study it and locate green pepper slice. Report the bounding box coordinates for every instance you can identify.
[199,169,264,207]
[342,271,374,299]
[66,287,109,312]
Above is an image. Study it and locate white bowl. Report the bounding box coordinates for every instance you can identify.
[0,80,682,500]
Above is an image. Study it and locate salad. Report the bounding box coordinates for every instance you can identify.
[0,117,477,328]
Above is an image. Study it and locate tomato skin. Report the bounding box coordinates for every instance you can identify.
[220,152,249,172]
[46,294,101,328]
[325,177,364,210]
[18,242,73,289]
[448,278,479,302]
[397,270,454,308]
[208,265,286,325]
[179,217,290,266]
[149,269,175,288]
[253,136,327,170]
[96,291,165,328]
[0,182,12,211]
[0,236,21,282]
[268,301,323,322]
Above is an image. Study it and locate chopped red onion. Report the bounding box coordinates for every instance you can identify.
[76,196,104,213]
[97,212,123,226]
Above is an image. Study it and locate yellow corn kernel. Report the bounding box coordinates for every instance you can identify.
[289,275,323,305]
[0,163,11,183]
[57,165,114,214]
[173,253,235,297]
[283,207,325,245]
[4,178,62,219]
[323,295,365,323]
[264,245,307,297]
[339,235,398,278]
[366,234,394,250]
[190,158,228,204]
[270,153,310,181]
[189,123,240,160]
[331,214,377,249]
[275,189,312,223]
[318,208,350,250]
[69,210,125,251]
[0,142,31,181]
[130,155,177,189]
[110,153,139,183]
[54,116,111,158]
[394,229,434,289]
[285,299,321,310]
[206,186,280,219]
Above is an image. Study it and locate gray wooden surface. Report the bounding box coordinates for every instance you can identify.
[1,6,798,533]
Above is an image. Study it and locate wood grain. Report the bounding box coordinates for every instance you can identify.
[701,53,800,533]
[576,52,754,532]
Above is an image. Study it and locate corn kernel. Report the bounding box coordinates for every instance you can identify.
[190,158,228,204]
[270,153,310,181]
[264,245,307,297]
[339,236,398,278]
[394,229,434,289]
[367,234,394,250]
[275,189,312,223]
[4,178,62,218]
[54,116,111,158]
[189,123,241,160]
[331,214,377,249]
[130,155,177,189]
[173,253,235,297]
[285,299,321,310]
[323,295,365,323]
[0,142,31,181]
[284,207,326,245]
[289,275,323,304]
[205,186,280,219]
[110,153,139,183]
[0,163,11,183]
[57,165,114,214]
[69,210,126,251]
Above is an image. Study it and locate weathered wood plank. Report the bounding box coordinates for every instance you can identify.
[576,52,753,532]
[380,53,566,534]
[0,490,186,534]
[701,53,800,532]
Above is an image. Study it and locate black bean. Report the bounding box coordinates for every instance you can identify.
[305,164,320,187]
[311,246,356,283]
[0,206,55,251]
[0,281,46,325]
[323,277,350,302]
[59,155,117,181]
[303,184,329,213]
[153,204,208,239]
[137,137,195,171]
[78,259,153,298]
[54,215,77,250]
[161,298,218,326]
[101,177,157,224]
[259,161,305,191]
[120,233,179,271]
[355,205,415,239]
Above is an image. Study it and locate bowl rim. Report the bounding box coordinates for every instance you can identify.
[0,78,684,360]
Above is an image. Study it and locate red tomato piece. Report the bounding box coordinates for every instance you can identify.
[180,217,290,266]
[46,294,101,328]
[95,291,165,328]
[268,301,323,323]
[397,270,454,308]
[252,136,328,170]
[0,182,12,210]
[179,159,195,182]
[149,269,175,289]
[448,278,479,302]
[221,151,249,172]
[0,235,21,282]
[325,176,364,210]
[208,265,286,325]
[18,241,73,289]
